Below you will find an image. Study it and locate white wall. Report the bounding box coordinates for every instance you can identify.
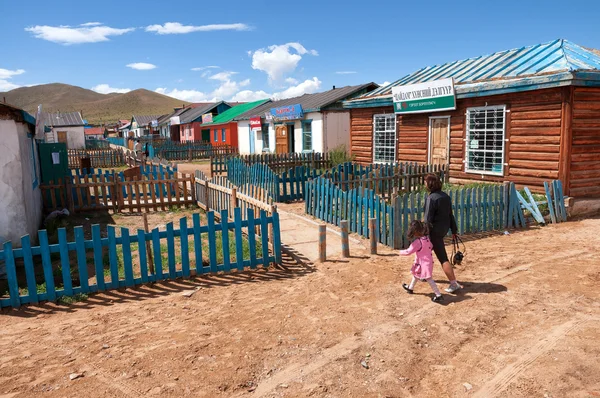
[48,126,85,149]
[324,111,351,152]
[0,120,42,246]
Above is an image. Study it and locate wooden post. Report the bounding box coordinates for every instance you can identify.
[188,147,193,162]
[369,218,377,255]
[340,220,350,258]
[204,180,210,212]
[143,213,155,274]
[230,187,238,212]
[64,178,75,214]
[318,224,326,263]
[268,205,276,245]
[209,156,214,178]
[190,174,196,204]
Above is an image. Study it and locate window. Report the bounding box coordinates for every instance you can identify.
[373,114,396,163]
[261,124,269,151]
[302,121,312,152]
[221,128,226,142]
[214,129,218,142]
[465,106,506,175]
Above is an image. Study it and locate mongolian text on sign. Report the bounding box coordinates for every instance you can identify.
[270,104,303,121]
[250,116,262,129]
[391,78,456,114]
[202,113,213,123]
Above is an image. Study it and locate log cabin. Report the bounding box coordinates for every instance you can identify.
[343,39,600,197]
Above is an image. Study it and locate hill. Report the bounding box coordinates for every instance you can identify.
[0,83,189,124]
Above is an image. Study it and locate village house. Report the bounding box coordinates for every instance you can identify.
[129,114,161,138]
[42,111,85,149]
[343,39,600,197]
[84,126,106,140]
[176,102,231,142]
[234,83,379,154]
[200,99,269,147]
[0,103,43,246]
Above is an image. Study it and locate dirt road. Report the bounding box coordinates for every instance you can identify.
[1,216,599,397]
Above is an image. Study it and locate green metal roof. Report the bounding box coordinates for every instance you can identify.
[201,99,269,126]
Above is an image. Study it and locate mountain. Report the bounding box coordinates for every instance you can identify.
[0,83,189,125]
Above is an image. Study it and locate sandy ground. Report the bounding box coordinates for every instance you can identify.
[177,161,212,179]
[1,215,599,397]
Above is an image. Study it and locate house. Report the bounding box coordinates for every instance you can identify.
[343,39,600,197]
[157,106,193,140]
[234,83,379,154]
[177,102,232,142]
[200,99,269,147]
[42,111,85,149]
[0,103,43,246]
[118,122,131,137]
[130,114,162,138]
[84,126,106,140]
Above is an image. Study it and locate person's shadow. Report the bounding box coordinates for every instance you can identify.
[413,280,508,305]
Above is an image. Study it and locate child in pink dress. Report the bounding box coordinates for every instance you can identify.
[400,220,443,302]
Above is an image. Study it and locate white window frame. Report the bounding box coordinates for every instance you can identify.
[464,105,506,176]
[372,113,397,164]
[428,116,451,164]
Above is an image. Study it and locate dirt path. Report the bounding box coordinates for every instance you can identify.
[1,217,599,397]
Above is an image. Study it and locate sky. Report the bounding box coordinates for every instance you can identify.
[1,0,600,102]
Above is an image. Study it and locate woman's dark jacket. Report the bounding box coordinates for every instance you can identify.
[424,190,458,237]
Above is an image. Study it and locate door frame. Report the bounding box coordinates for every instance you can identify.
[428,116,451,164]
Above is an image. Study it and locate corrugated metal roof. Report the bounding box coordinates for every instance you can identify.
[356,39,600,102]
[43,111,84,127]
[179,102,226,124]
[133,114,162,126]
[202,99,269,126]
[234,82,379,121]
[84,127,105,135]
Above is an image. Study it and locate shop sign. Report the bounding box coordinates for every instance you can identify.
[250,116,262,130]
[150,119,158,128]
[392,78,456,114]
[270,104,303,121]
[202,113,213,123]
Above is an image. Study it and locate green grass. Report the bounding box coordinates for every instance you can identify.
[57,293,89,305]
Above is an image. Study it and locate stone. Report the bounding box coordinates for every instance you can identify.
[181,290,196,298]
[69,373,84,380]
[361,360,369,369]
[463,382,473,391]
[102,344,110,349]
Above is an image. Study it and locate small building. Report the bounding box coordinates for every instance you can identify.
[42,111,85,149]
[84,126,106,140]
[130,114,162,138]
[200,99,269,147]
[234,83,378,154]
[157,106,194,140]
[0,103,43,246]
[344,39,600,197]
[177,102,232,142]
[118,122,131,137]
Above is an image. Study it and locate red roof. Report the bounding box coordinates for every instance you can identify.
[85,127,105,136]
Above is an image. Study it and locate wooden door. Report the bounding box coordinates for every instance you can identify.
[57,131,68,147]
[429,118,449,165]
[275,125,289,154]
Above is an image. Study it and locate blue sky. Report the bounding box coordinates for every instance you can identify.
[1,0,599,102]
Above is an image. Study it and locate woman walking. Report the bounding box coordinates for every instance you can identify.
[424,174,461,293]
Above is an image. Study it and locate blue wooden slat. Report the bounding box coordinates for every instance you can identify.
[207,211,218,273]
[74,226,90,293]
[272,210,282,264]
[21,235,38,304]
[91,224,105,291]
[192,213,203,274]
[107,226,119,288]
[234,208,244,271]
[3,241,20,308]
[544,182,557,224]
[166,222,176,279]
[180,217,190,277]
[121,228,134,287]
[247,208,258,268]
[137,229,149,284]
[58,228,73,296]
[38,230,56,302]
[152,228,164,279]
[260,210,270,267]
[220,210,231,272]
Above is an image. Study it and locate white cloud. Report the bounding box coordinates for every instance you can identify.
[231,90,272,102]
[0,68,25,80]
[336,71,357,74]
[92,84,131,94]
[378,81,391,87]
[250,42,318,82]
[285,77,298,85]
[127,62,157,70]
[146,22,250,35]
[209,71,238,81]
[273,77,321,100]
[25,23,134,45]
[0,80,20,91]
[80,22,103,27]
[191,66,219,71]
[157,74,253,102]
[156,88,209,102]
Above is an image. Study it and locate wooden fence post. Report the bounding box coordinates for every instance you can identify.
[230,187,238,212]
[318,224,326,263]
[503,182,510,229]
[64,178,75,214]
[268,205,276,245]
[393,195,402,249]
[369,218,377,254]
[204,180,211,212]
[188,147,193,162]
[209,156,214,178]
[340,220,350,258]
[143,213,155,274]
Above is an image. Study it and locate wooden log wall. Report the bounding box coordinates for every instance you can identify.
[569,87,600,197]
[349,107,393,163]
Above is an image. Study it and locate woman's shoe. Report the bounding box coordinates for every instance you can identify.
[402,284,414,294]
[431,295,444,303]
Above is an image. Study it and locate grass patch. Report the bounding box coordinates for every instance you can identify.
[57,293,89,305]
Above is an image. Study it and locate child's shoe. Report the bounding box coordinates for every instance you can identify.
[402,284,413,294]
[431,295,443,303]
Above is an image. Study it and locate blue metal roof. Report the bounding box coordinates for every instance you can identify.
[347,39,600,108]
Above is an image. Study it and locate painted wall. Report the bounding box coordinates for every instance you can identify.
[324,111,351,152]
[48,126,85,149]
[208,122,238,146]
[0,120,42,247]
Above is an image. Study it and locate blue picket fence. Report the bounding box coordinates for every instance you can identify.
[107,137,126,147]
[0,208,282,309]
[305,177,395,246]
